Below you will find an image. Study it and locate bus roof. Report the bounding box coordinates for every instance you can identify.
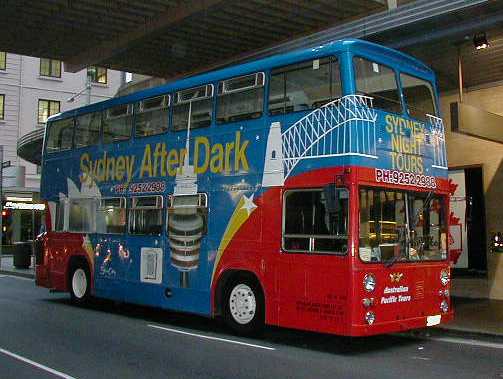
[48,38,434,123]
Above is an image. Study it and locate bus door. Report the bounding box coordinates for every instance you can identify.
[278,186,350,331]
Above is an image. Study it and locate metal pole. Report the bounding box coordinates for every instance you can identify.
[458,48,464,103]
[0,146,3,269]
[86,69,91,105]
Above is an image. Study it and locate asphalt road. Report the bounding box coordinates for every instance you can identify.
[0,274,502,379]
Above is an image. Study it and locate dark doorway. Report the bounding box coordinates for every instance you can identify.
[464,167,487,274]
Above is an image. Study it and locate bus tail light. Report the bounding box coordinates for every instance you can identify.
[363,273,376,292]
[365,311,376,325]
[440,300,449,313]
[440,269,450,286]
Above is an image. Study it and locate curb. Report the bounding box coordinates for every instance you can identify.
[0,270,35,279]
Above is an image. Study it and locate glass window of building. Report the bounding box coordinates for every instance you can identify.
[217,73,265,123]
[75,111,101,147]
[129,196,163,235]
[400,73,437,121]
[172,85,213,131]
[0,52,6,70]
[88,66,107,84]
[38,99,61,124]
[46,118,74,153]
[103,103,133,143]
[269,57,342,115]
[134,95,169,137]
[353,57,401,114]
[40,58,61,78]
[283,188,348,253]
[0,94,4,120]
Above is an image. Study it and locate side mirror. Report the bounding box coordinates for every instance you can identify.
[323,183,339,214]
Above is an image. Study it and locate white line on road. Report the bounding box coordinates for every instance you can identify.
[148,324,276,351]
[430,336,503,350]
[0,347,77,379]
[0,275,33,281]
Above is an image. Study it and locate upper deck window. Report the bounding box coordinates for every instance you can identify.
[46,118,74,153]
[400,73,437,121]
[353,57,401,114]
[172,84,213,131]
[269,57,342,115]
[75,111,101,148]
[134,95,169,137]
[217,73,264,123]
[103,103,133,143]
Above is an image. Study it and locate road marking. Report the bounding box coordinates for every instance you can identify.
[0,347,76,379]
[430,336,503,350]
[411,356,431,361]
[148,324,276,351]
[0,274,33,281]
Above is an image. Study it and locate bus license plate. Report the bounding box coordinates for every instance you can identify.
[426,315,441,326]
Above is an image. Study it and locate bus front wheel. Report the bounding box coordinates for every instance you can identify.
[69,262,90,305]
[223,275,264,335]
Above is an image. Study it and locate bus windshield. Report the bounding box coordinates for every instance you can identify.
[359,188,447,263]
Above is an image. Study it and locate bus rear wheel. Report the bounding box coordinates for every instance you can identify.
[223,275,264,335]
[69,262,90,305]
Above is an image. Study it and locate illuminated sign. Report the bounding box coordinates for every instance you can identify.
[4,201,45,211]
[375,168,437,189]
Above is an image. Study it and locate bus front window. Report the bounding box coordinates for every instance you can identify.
[359,188,447,263]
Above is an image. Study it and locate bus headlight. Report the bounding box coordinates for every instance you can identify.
[440,300,449,313]
[365,311,376,325]
[363,273,376,292]
[440,269,450,286]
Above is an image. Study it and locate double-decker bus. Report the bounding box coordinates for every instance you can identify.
[36,39,452,336]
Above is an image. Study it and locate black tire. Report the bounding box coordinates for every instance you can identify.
[69,262,91,305]
[223,275,265,336]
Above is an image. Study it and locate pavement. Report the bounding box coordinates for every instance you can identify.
[1,255,502,341]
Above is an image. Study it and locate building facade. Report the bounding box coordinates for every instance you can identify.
[0,52,122,250]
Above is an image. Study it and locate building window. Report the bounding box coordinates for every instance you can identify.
[0,94,4,120]
[0,52,6,70]
[40,58,61,78]
[38,99,60,124]
[88,66,107,84]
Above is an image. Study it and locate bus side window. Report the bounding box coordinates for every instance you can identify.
[46,118,74,153]
[96,197,126,234]
[68,198,96,233]
[134,95,169,137]
[75,111,101,148]
[269,57,342,116]
[217,73,264,123]
[54,200,66,232]
[400,73,437,121]
[353,57,401,114]
[129,196,163,235]
[283,189,348,254]
[103,103,133,143]
[172,84,213,131]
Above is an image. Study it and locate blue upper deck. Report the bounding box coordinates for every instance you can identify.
[42,38,447,202]
[47,39,436,122]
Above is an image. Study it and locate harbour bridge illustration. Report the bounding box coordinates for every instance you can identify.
[262,94,448,187]
[262,94,378,187]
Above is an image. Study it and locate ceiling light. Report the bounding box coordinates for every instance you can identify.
[473,32,489,50]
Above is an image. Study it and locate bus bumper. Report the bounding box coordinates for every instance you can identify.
[349,310,454,337]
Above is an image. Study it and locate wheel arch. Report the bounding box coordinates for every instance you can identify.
[213,269,265,317]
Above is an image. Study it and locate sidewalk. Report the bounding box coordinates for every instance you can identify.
[0,255,35,279]
[0,258,501,339]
